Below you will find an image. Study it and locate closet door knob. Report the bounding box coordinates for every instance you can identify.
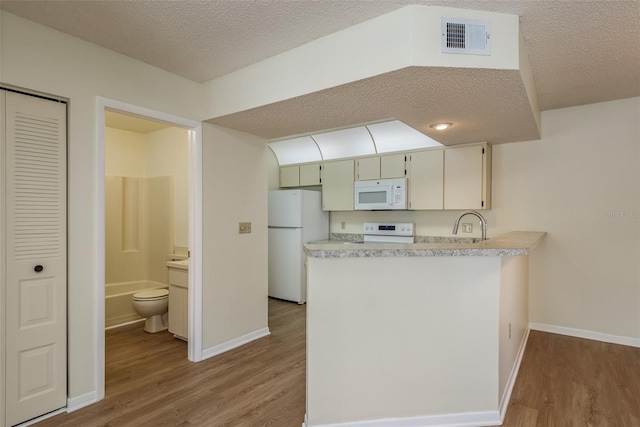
[34,265,44,273]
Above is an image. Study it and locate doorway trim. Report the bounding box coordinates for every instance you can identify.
[94,97,203,402]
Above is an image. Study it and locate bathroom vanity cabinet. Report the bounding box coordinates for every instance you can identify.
[167,263,188,340]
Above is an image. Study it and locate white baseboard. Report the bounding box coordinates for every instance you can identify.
[67,390,99,412]
[15,408,66,427]
[201,327,271,360]
[530,322,640,348]
[105,318,144,330]
[302,411,501,427]
[499,328,530,422]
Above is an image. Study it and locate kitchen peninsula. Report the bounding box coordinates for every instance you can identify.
[303,231,545,427]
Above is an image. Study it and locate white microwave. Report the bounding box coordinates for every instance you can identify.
[354,178,407,210]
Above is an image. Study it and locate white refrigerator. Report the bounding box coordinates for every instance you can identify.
[268,190,328,304]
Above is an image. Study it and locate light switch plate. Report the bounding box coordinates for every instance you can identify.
[239,222,252,234]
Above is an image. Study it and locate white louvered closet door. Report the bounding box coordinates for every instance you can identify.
[3,90,67,426]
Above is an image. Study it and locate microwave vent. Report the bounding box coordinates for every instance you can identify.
[441,17,490,56]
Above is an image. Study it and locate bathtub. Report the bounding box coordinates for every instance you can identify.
[105,281,168,328]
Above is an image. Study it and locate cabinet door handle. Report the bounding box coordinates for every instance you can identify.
[34,265,44,273]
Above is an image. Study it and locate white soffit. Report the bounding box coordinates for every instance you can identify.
[210,67,539,145]
[206,5,537,145]
[203,5,519,121]
[368,121,442,153]
[268,136,321,166]
[312,127,376,161]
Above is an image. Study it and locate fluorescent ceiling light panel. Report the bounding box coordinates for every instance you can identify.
[269,120,442,165]
[268,136,322,165]
[368,121,443,153]
[312,127,376,160]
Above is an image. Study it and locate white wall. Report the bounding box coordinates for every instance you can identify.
[492,98,640,340]
[0,11,202,402]
[106,126,189,248]
[145,127,189,247]
[105,128,146,176]
[330,209,497,239]
[498,256,529,407]
[201,123,269,349]
[315,98,640,341]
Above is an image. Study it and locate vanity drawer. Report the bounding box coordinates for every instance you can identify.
[168,269,188,287]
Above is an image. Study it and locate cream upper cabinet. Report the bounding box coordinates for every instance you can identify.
[356,157,380,180]
[355,154,405,181]
[300,163,321,186]
[280,163,321,187]
[380,153,406,178]
[444,143,491,210]
[280,165,299,187]
[321,160,354,211]
[281,143,490,211]
[407,149,444,210]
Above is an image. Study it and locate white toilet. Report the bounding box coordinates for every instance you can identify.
[132,288,169,333]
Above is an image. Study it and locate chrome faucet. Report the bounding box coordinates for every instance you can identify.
[452,210,488,241]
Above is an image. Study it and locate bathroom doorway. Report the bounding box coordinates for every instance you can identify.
[95,97,203,402]
[103,111,187,331]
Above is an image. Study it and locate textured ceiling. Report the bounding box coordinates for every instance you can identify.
[2,0,639,144]
[208,67,540,145]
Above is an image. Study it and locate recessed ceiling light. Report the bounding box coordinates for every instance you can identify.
[429,122,453,131]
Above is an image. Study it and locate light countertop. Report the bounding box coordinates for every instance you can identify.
[304,231,546,258]
[166,259,189,270]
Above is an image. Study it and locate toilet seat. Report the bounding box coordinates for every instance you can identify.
[133,288,169,301]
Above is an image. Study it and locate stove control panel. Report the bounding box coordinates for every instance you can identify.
[363,222,414,236]
[363,222,415,243]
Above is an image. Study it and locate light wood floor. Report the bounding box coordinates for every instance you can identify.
[34,299,639,426]
[501,330,640,427]
[35,298,306,427]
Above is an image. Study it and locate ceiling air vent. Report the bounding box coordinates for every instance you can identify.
[441,18,490,56]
